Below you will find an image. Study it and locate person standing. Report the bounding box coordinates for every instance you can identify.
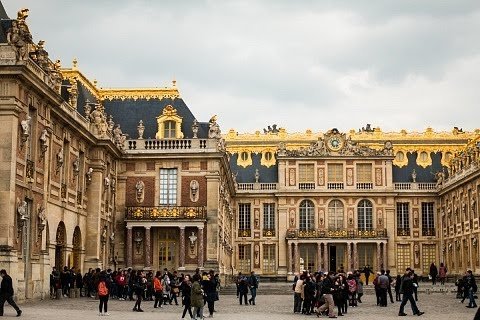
[316,272,337,319]
[153,271,163,308]
[293,275,304,313]
[386,270,394,303]
[238,276,249,305]
[464,269,478,308]
[0,269,22,317]
[429,263,438,285]
[203,271,217,317]
[132,271,145,312]
[398,269,424,316]
[191,274,204,320]
[180,275,194,319]
[362,265,373,286]
[97,271,110,316]
[377,270,389,307]
[438,263,447,285]
[248,271,258,305]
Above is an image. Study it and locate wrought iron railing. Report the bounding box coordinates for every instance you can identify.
[125,206,207,220]
[422,228,436,236]
[286,228,387,239]
[397,228,411,236]
[238,229,252,237]
[263,229,276,237]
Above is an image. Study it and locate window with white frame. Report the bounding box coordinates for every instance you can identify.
[396,202,410,232]
[357,199,373,230]
[238,244,251,273]
[238,203,251,230]
[299,200,315,230]
[262,244,276,274]
[421,202,435,233]
[159,168,177,205]
[328,199,344,229]
[263,203,275,230]
[163,120,176,138]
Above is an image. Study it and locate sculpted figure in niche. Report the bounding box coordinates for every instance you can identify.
[17,199,28,220]
[37,204,46,227]
[136,180,145,203]
[56,147,64,170]
[85,167,93,183]
[20,115,31,138]
[190,180,199,202]
[72,158,80,176]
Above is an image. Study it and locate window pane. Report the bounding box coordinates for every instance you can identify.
[357,199,373,230]
[299,200,315,230]
[239,204,251,230]
[328,164,343,182]
[263,203,275,230]
[356,164,372,183]
[159,168,177,205]
[328,200,344,229]
[299,164,315,183]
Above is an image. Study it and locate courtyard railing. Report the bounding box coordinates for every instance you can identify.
[286,228,387,239]
[125,206,207,220]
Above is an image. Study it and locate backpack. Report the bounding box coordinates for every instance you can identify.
[347,279,357,293]
[98,281,109,296]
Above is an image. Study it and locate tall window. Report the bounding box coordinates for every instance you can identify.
[262,244,276,274]
[396,202,410,235]
[299,164,315,182]
[328,164,343,182]
[421,202,435,236]
[422,244,436,275]
[159,168,177,205]
[299,200,315,230]
[357,199,373,230]
[356,164,372,182]
[263,203,275,231]
[238,244,251,273]
[328,200,344,229]
[163,120,176,138]
[238,203,251,230]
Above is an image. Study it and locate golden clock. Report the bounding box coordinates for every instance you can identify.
[326,136,344,151]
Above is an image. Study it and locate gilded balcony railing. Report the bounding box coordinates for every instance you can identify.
[125,206,207,220]
[263,229,276,237]
[238,229,252,237]
[422,228,436,236]
[286,228,388,239]
[397,228,411,236]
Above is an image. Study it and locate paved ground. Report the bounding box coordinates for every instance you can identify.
[3,291,477,320]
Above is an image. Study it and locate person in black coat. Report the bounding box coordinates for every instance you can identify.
[0,269,22,317]
[398,269,424,316]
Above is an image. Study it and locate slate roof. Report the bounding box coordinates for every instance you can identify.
[230,153,278,183]
[392,151,444,183]
[0,1,11,44]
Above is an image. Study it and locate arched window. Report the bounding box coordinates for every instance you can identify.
[299,200,315,231]
[328,200,344,229]
[163,120,176,138]
[358,199,373,230]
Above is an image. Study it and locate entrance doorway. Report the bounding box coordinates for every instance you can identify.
[158,229,178,270]
[299,244,317,272]
[329,244,345,272]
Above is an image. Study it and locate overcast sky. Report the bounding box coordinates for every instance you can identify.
[3,0,480,133]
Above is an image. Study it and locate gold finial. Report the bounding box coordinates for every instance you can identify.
[93,79,98,87]
[72,58,78,70]
[172,79,177,87]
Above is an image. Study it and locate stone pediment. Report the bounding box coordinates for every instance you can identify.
[277,128,394,157]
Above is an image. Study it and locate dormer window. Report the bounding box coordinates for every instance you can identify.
[164,120,176,138]
[155,105,184,139]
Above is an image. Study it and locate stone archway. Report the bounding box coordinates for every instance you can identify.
[72,226,82,272]
[55,222,66,270]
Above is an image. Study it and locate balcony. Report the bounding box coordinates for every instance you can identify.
[237,183,278,193]
[286,228,387,239]
[263,229,276,237]
[394,183,437,192]
[397,228,411,236]
[125,206,207,221]
[356,183,373,190]
[327,183,344,190]
[238,229,252,237]
[422,228,436,237]
[299,183,315,190]
[124,138,218,153]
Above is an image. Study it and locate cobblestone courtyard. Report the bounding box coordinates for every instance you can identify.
[4,291,476,320]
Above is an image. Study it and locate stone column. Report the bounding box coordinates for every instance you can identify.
[126,227,132,268]
[179,227,185,270]
[144,227,151,269]
[287,241,292,274]
[317,243,322,272]
[293,242,299,273]
[198,227,204,268]
[376,242,381,271]
[353,242,358,270]
[323,243,328,271]
[383,241,388,270]
[346,242,352,272]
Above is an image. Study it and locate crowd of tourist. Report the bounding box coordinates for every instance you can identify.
[49,266,220,317]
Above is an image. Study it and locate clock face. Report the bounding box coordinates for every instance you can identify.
[327,136,344,151]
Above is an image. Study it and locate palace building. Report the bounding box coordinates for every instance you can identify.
[0,5,479,300]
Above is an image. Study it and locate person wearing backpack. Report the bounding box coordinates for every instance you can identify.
[97,271,110,316]
[347,272,357,307]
